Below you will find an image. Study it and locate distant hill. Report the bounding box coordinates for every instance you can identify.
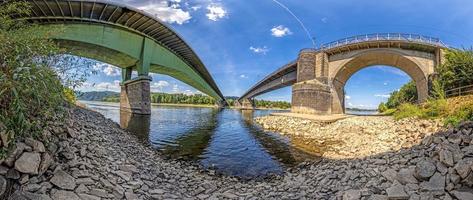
[76,91,119,101]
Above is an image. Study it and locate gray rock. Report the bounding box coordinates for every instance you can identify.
[415,159,436,180]
[50,170,76,190]
[368,195,388,200]
[88,188,110,198]
[9,191,52,200]
[0,166,8,175]
[454,158,473,179]
[4,142,27,167]
[51,190,80,200]
[451,189,473,200]
[397,168,418,184]
[343,190,361,200]
[0,175,6,197]
[421,173,445,192]
[39,152,53,175]
[125,191,139,200]
[6,169,20,179]
[77,193,101,200]
[14,152,41,174]
[439,149,454,167]
[386,183,409,200]
[25,138,46,153]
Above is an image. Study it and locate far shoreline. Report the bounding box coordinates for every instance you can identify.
[79,100,291,110]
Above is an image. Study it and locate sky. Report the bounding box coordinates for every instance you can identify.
[78,0,473,109]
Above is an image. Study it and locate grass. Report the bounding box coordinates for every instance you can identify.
[386,95,473,127]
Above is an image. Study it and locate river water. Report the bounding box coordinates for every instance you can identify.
[81,101,318,179]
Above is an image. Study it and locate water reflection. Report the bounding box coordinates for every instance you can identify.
[82,101,320,178]
[120,111,150,141]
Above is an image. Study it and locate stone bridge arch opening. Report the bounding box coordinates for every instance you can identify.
[330,49,433,114]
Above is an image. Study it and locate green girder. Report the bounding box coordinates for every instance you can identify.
[46,23,221,100]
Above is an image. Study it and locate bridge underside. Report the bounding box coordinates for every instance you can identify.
[16,0,226,115]
[239,35,446,115]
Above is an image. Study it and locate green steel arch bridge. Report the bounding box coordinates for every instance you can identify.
[6,0,225,114]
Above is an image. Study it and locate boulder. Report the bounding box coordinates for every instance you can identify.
[386,183,409,200]
[50,170,76,190]
[0,175,6,198]
[14,152,41,174]
[25,138,46,153]
[414,159,436,180]
[51,190,80,200]
[451,189,473,200]
[343,189,361,200]
[38,152,54,175]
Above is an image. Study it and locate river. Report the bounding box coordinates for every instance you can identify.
[81,101,318,179]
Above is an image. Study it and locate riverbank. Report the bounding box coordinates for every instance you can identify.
[255,115,444,159]
[3,106,473,199]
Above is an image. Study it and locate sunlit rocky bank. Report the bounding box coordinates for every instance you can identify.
[255,115,444,159]
[2,106,473,199]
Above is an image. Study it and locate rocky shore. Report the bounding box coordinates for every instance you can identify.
[255,116,444,159]
[1,106,473,199]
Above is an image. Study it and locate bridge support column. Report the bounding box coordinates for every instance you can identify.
[236,98,255,110]
[292,79,332,115]
[120,76,152,115]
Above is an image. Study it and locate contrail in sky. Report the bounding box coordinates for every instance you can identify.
[271,0,315,47]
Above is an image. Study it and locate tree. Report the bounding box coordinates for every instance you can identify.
[438,48,473,90]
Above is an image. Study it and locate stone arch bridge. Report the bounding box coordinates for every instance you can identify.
[8,0,225,115]
[237,33,448,114]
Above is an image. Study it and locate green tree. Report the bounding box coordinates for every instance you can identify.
[438,48,473,90]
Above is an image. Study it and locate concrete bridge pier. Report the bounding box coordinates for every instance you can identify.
[120,67,152,115]
[291,50,333,115]
[235,98,256,110]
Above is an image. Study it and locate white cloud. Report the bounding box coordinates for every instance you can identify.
[139,1,191,25]
[383,82,388,86]
[239,74,248,78]
[94,80,121,92]
[345,95,351,100]
[103,65,121,76]
[271,25,292,37]
[206,4,227,21]
[249,46,269,54]
[93,63,121,77]
[374,94,391,98]
[321,17,328,23]
[150,80,170,92]
[191,5,201,11]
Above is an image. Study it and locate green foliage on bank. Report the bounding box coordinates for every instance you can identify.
[0,2,65,157]
[438,48,473,90]
[0,2,94,158]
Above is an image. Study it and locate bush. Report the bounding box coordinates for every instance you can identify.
[378,102,388,113]
[0,2,70,157]
[385,81,417,109]
[393,103,424,120]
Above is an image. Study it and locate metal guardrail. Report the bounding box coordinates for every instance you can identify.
[313,33,447,51]
[446,84,473,98]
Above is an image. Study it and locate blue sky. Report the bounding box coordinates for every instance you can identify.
[79,0,473,109]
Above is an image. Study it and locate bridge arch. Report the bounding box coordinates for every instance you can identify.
[330,48,434,113]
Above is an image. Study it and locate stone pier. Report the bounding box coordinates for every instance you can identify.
[235,98,255,110]
[120,76,152,115]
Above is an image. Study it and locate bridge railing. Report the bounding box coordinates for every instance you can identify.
[445,84,473,98]
[319,33,446,50]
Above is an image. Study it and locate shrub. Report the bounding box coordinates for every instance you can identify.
[393,103,424,120]
[0,2,74,157]
[378,102,388,113]
[445,102,473,126]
